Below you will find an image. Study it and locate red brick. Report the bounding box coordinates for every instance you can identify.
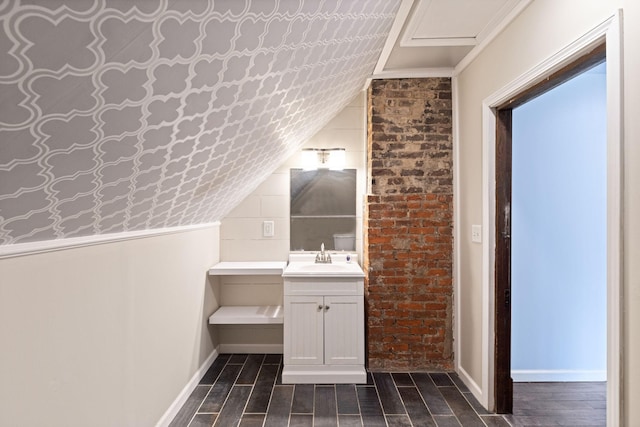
[366,78,453,371]
[368,236,392,244]
[397,302,424,311]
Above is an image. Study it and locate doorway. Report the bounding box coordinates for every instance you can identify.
[478,13,623,426]
[511,61,607,387]
[494,46,607,413]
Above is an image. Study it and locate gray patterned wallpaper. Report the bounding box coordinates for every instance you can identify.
[0,0,399,245]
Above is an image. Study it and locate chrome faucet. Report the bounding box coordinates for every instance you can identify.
[315,243,332,264]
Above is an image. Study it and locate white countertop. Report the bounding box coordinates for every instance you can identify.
[208,261,287,276]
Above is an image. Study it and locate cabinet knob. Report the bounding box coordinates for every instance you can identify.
[324,305,330,311]
[318,305,324,311]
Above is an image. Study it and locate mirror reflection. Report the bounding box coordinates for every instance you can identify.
[290,169,356,251]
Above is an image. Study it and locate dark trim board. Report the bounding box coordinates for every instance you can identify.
[493,42,607,414]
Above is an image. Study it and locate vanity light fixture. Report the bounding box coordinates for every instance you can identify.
[301,148,346,171]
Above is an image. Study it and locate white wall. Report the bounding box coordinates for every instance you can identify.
[511,64,607,381]
[0,226,220,427]
[221,92,367,262]
[456,0,640,423]
[624,1,640,424]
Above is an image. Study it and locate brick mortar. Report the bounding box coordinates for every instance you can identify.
[366,78,453,370]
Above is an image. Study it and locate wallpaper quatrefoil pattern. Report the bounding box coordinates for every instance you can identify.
[0,0,400,245]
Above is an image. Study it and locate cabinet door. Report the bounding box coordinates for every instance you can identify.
[284,296,324,365]
[323,296,364,365]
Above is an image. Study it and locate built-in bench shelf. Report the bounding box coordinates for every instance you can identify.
[208,261,287,276]
[208,305,283,324]
[208,261,286,326]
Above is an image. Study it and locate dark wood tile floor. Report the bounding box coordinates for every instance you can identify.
[506,382,606,427]
[169,354,605,427]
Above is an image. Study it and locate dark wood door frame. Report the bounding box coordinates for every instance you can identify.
[494,108,513,413]
[493,43,606,414]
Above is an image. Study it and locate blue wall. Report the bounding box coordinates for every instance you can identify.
[511,63,607,381]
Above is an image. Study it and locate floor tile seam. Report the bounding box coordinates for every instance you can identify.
[334,386,360,416]
[258,367,286,427]
[283,383,297,427]
[372,372,410,417]
[238,361,270,422]
[370,373,390,420]
[206,361,245,414]
[184,411,198,427]
[334,386,364,416]
[409,372,453,419]
[189,384,215,426]
[325,383,341,423]
[199,354,232,388]
[480,414,515,427]
[396,385,442,427]
[211,383,251,426]
[310,384,317,421]
[502,414,517,427]
[199,363,229,386]
[354,382,380,427]
[446,372,493,423]
[186,413,219,427]
[392,372,419,389]
[236,354,265,385]
[431,386,466,427]
[176,356,230,426]
[409,373,437,416]
[384,412,415,427]
[207,354,257,426]
[389,373,413,420]
[459,389,491,421]
[186,394,217,427]
[446,373,467,390]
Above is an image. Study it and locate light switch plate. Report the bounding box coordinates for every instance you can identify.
[263,220,274,237]
[471,224,482,243]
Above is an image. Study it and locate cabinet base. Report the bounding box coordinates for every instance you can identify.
[282,365,367,384]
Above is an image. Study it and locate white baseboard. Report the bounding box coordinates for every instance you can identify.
[512,369,607,382]
[282,365,366,384]
[218,343,283,354]
[156,347,220,427]
[456,365,485,406]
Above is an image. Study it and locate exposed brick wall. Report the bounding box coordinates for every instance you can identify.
[366,78,453,370]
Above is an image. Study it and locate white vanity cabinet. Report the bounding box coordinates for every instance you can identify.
[282,275,366,384]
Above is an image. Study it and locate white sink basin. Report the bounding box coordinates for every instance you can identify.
[283,261,365,278]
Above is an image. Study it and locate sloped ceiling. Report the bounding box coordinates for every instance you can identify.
[0,0,400,245]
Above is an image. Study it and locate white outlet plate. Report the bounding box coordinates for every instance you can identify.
[471,224,482,243]
[263,221,274,237]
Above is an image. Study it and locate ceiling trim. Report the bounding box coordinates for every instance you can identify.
[373,0,416,75]
[453,0,533,76]
[474,0,524,43]
[371,67,454,80]
[406,37,477,47]
[399,0,431,47]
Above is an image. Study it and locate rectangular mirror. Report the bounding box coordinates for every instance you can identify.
[290,169,356,251]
